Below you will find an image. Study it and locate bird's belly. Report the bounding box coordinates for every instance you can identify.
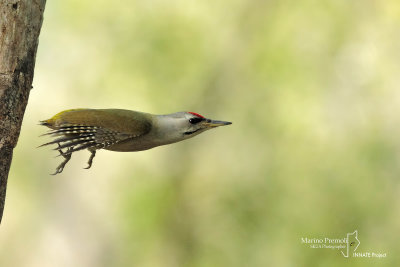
[104,141,156,152]
[103,135,163,152]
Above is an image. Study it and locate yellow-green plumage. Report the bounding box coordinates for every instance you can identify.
[43,109,152,136]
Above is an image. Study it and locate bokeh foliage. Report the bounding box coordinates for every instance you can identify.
[1,0,400,266]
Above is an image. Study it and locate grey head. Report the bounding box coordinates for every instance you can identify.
[154,111,232,145]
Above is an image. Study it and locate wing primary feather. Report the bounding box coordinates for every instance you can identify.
[39,134,95,147]
[55,139,96,150]
[67,142,99,154]
[41,126,97,136]
[38,136,75,148]
[41,130,94,137]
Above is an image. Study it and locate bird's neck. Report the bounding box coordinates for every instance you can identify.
[152,115,185,145]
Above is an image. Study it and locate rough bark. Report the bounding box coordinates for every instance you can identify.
[0,0,46,223]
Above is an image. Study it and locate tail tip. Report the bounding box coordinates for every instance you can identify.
[39,120,51,126]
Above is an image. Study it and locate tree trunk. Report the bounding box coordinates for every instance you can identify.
[0,0,46,224]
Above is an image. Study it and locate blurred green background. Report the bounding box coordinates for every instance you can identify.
[1,0,400,266]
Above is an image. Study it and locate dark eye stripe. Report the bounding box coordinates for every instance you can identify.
[189,118,203,124]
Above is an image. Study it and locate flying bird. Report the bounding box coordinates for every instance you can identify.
[40,109,232,175]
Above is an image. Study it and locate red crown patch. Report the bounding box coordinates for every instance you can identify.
[188,112,204,118]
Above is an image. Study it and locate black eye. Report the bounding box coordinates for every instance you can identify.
[189,117,203,124]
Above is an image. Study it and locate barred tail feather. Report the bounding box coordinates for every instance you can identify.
[40,125,99,153]
[38,136,74,148]
[69,142,102,154]
[56,139,96,150]
[39,124,124,154]
[39,120,51,126]
[41,128,97,137]
[39,133,95,147]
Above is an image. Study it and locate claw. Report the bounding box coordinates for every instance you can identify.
[51,144,73,175]
[84,150,96,169]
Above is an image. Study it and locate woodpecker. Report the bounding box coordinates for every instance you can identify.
[40,109,232,174]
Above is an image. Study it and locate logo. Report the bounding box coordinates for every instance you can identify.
[341,230,360,257]
[301,230,387,258]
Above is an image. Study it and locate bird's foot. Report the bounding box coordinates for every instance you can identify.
[84,150,96,169]
[51,144,73,175]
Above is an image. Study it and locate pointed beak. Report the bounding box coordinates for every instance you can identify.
[203,119,232,128]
